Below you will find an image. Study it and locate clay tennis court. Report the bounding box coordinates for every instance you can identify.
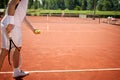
[0,16,120,80]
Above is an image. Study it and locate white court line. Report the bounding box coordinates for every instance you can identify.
[0,68,120,74]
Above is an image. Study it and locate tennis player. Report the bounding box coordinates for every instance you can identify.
[0,0,39,78]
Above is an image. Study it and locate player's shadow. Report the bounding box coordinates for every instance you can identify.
[15,78,23,80]
[14,77,25,80]
[14,78,24,80]
[14,74,29,80]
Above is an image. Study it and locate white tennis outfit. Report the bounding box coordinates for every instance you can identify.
[1,0,28,49]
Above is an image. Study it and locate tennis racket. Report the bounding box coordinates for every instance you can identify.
[8,37,20,65]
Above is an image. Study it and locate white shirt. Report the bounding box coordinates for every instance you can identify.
[1,0,28,27]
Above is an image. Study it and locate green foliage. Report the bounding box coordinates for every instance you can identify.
[0,0,120,11]
[0,0,8,8]
[87,0,94,10]
[97,0,120,11]
[81,0,87,10]
[74,6,81,10]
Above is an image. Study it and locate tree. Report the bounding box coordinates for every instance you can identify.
[112,0,120,10]
[28,0,34,9]
[81,0,87,10]
[0,0,8,8]
[57,0,65,10]
[87,0,94,10]
[1,0,119,11]
[64,0,70,9]
[97,0,119,11]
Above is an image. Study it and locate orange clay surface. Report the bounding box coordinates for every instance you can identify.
[0,16,120,80]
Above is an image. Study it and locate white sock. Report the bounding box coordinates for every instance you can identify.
[14,68,20,72]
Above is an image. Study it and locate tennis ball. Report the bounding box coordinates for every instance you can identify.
[34,29,41,34]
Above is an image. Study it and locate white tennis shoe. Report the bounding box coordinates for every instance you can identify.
[13,70,29,78]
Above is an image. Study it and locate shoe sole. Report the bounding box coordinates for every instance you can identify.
[13,74,29,79]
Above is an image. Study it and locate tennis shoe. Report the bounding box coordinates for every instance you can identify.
[13,70,29,78]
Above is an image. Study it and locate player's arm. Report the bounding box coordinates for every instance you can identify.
[6,0,19,34]
[23,17,40,34]
[23,17,35,32]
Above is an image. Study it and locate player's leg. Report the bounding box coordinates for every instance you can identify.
[13,47,29,78]
[11,26,29,78]
[0,48,8,71]
[0,24,10,71]
[13,47,21,68]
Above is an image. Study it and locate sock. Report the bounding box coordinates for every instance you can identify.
[14,68,20,72]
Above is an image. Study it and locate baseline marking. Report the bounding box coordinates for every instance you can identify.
[0,68,120,74]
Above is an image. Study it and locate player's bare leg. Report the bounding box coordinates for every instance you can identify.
[13,47,29,78]
[0,49,8,71]
[13,47,21,68]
